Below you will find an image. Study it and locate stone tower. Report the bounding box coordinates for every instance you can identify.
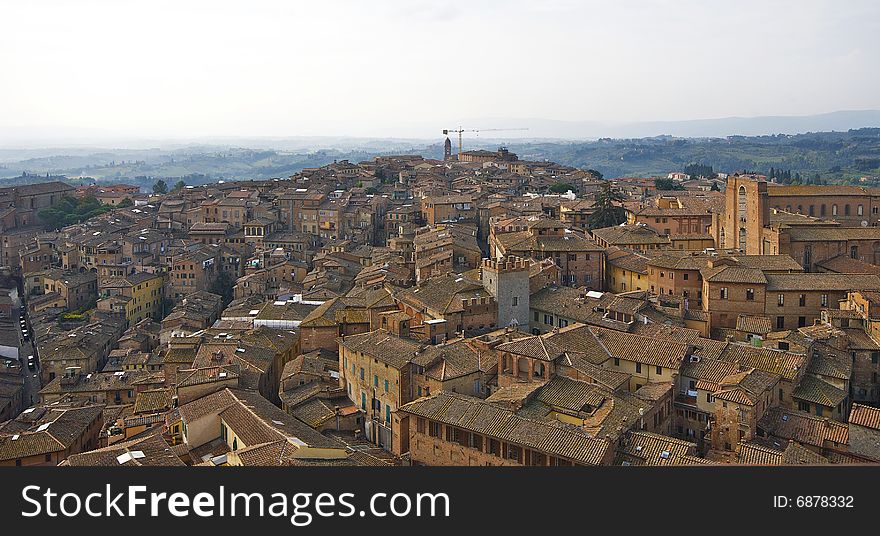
[722,174,770,254]
[481,256,530,329]
[443,137,452,161]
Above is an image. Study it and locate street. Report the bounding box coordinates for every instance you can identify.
[15,303,41,407]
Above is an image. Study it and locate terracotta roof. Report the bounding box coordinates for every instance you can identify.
[849,403,880,430]
[737,440,829,465]
[338,329,425,369]
[792,375,847,408]
[617,431,699,466]
[64,431,184,466]
[765,273,880,292]
[758,407,848,448]
[399,391,611,465]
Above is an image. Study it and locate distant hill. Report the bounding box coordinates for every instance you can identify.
[462,110,880,139]
[1,125,879,187]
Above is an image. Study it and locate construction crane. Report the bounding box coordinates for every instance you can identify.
[442,127,528,157]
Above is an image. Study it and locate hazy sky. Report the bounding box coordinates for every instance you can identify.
[1,0,879,140]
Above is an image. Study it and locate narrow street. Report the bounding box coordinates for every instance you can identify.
[14,303,40,407]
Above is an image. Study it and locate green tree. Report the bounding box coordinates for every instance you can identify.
[585,169,603,180]
[654,178,684,191]
[587,182,626,230]
[549,182,575,194]
[208,270,234,306]
[173,180,186,191]
[118,197,134,208]
[152,179,168,194]
[38,195,110,229]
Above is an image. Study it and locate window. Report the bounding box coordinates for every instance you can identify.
[832,204,838,216]
[845,204,851,216]
[384,379,389,392]
[656,366,662,375]
[821,294,828,307]
[429,422,441,438]
[851,245,859,259]
[798,316,806,327]
[512,296,518,307]
[746,288,754,301]
[683,273,688,280]
[613,357,620,366]
[720,287,729,299]
[360,368,365,380]
[872,352,879,364]
[776,316,785,330]
[798,401,810,412]
[799,294,806,307]
[859,204,864,216]
[636,363,642,374]
[777,294,784,306]
[374,375,379,388]
[507,445,521,462]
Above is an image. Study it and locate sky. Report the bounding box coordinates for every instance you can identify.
[1,0,879,142]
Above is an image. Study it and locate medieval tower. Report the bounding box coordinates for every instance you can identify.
[481,256,530,329]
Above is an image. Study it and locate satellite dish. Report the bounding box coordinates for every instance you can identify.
[862,220,869,227]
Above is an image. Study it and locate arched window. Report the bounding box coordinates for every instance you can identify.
[739,227,747,252]
[858,204,864,216]
[832,204,838,216]
[738,186,747,223]
[719,227,726,249]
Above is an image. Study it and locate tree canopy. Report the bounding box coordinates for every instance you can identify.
[587,182,626,230]
[549,182,575,194]
[38,195,111,229]
[654,178,684,191]
[153,179,168,194]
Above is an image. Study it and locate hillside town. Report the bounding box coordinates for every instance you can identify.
[2,145,880,468]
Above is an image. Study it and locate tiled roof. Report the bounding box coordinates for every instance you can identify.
[849,404,880,430]
[701,265,767,284]
[736,315,772,335]
[719,344,806,380]
[399,391,611,465]
[0,405,104,461]
[617,431,699,466]
[64,431,184,466]
[765,273,880,292]
[535,376,607,413]
[758,407,848,448]
[338,329,425,369]
[590,327,690,369]
[737,440,829,465]
[792,375,847,408]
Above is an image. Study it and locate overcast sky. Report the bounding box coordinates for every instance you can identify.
[1,0,879,141]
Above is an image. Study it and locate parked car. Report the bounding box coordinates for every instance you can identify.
[27,355,35,370]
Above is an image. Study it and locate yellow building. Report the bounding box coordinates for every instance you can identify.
[605,248,649,293]
[98,271,165,326]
